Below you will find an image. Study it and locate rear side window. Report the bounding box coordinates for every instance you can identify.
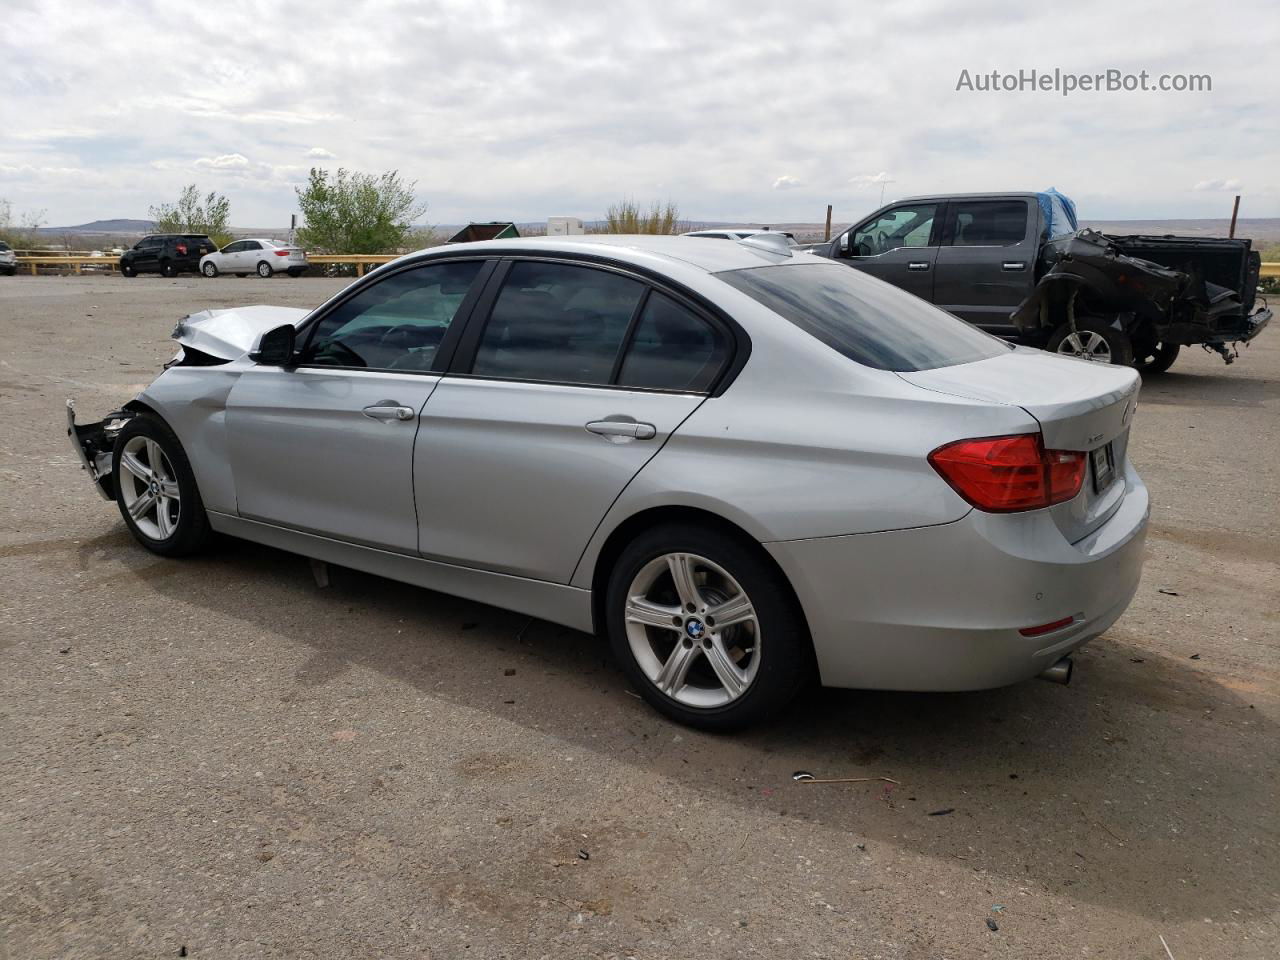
[471,262,645,385]
[947,200,1027,247]
[718,262,1009,372]
[617,292,727,391]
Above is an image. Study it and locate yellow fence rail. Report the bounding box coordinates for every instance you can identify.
[12,255,1279,280]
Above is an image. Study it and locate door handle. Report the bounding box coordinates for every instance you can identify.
[586,419,657,440]
[907,261,930,271]
[1002,261,1026,271]
[362,401,415,422]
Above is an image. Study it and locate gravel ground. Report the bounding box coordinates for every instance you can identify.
[1,274,1277,959]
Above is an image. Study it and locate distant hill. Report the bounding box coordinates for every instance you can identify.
[40,219,154,235]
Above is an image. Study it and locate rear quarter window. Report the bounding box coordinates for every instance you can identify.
[717,262,1010,372]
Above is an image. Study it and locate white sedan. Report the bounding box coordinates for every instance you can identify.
[200,239,308,278]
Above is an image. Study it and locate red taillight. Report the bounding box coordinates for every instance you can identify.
[928,434,1086,513]
[274,249,290,256]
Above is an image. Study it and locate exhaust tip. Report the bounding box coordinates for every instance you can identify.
[1038,656,1073,685]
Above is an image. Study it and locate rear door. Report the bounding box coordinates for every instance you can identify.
[837,202,941,302]
[414,259,732,582]
[931,198,1036,334]
[225,259,490,551]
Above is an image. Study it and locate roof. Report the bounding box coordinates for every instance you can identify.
[897,192,1042,203]
[412,233,820,274]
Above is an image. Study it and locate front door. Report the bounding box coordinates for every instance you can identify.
[225,259,489,551]
[416,261,730,583]
[839,202,941,302]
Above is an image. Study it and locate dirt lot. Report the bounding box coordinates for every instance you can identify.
[1,274,1277,959]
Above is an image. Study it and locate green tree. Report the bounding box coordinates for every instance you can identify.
[0,198,46,247]
[149,185,232,247]
[603,199,682,234]
[294,167,427,254]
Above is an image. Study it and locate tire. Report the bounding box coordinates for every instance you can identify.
[161,260,178,278]
[287,268,303,277]
[256,260,273,278]
[1046,316,1134,366]
[111,415,210,558]
[605,523,813,731]
[201,261,219,278]
[1134,342,1180,374]
[121,262,137,278]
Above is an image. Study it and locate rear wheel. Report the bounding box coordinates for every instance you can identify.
[1047,316,1134,366]
[201,261,218,278]
[160,260,178,278]
[111,416,210,557]
[256,260,273,278]
[287,268,303,277]
[1134,342,1180,374]
[606,523,812,731]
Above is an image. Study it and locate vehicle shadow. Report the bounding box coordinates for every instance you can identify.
[1138,368,1277,408]
[139,535,1278,927]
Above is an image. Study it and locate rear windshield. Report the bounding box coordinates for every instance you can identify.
[717,262,1010,371]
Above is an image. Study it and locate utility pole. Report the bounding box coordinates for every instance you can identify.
[1228,195,1240,238]
[824,204,833,242]
[879,179,896,206]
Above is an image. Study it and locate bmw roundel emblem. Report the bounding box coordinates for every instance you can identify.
[685,618,706,640]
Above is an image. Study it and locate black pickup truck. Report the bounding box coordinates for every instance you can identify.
[806,191,1271,372]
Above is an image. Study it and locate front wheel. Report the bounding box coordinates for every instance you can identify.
[256,261,273,278]
[1047,316,1134,366]
[111,415,210,557]
[1134,342,1180,374]
[121,262,137,278]
[606,523,812,731]
[201,261,218,278]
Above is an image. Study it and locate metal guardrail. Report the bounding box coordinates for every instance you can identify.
[12,253,401,277]
[12,254,1278,279]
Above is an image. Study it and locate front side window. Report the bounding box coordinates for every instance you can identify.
[947,200,1028,247]
[718,262,1009,372]
[221,241,244,254]
[471,261,645,385]
[617,292,726,391]
[302,260,484,371]
[850,203,938,256]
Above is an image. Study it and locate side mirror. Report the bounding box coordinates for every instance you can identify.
[249,324,297,366]
[838,233,850,254]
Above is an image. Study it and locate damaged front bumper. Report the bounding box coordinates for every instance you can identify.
[66,400,133,501]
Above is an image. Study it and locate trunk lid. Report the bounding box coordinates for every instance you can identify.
[898,346,1141,543]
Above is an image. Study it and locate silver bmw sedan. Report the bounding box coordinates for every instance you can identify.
[68,234,1148,730]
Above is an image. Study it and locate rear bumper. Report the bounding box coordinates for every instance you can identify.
[766,461,1149,691]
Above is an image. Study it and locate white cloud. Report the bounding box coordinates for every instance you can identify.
[194,154,252,171]
[849,172,895,188]
[305,147,335,159]
[1191,178,1243,192]
[1,0,1277,225]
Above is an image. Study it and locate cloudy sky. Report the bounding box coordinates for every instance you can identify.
[2,0,1276,229]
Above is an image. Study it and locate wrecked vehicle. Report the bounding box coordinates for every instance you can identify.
[808,190,1271,372]
[69,235,1148,731]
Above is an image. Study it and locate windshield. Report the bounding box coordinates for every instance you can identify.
[717,262,1010,372]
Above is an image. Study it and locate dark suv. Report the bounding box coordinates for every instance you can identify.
[120,234,218,278]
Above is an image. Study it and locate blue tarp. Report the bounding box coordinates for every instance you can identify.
[1037,188,1078,239]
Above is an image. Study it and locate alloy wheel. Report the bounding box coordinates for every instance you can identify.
[118,435,181,540]
[1056,330,1112,363]
[624,552,761,708]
